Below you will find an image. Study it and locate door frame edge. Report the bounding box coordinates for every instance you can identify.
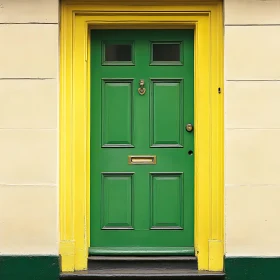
[59,0,224,273]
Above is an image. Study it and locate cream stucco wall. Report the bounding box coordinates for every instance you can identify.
[224,0,280,256]
[0,0,59,254]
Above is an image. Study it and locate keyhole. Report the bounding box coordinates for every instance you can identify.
[188,150,193,156]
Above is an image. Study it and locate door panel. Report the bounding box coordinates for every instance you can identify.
[90,29,194,255]
[150,79,184,147]
[101,173,134,229]
[151,173,183,229]
[102,79,134,147]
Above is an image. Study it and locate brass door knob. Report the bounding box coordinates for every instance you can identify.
[186,123,193,132]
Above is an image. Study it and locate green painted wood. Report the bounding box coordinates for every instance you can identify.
[151,173,183,229]
[225,257,280,280]
[89,247,195,255]
[102,80,133,147]
[102,173,134,229]
[0,256,59,280]
[151,79,184,147]
[90,30,194,253]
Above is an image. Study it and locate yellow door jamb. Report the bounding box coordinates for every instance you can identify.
[60,0,224,272]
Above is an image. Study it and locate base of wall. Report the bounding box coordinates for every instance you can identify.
[3,255,280,279]
[0,255,60,280]
[225,257,280,280]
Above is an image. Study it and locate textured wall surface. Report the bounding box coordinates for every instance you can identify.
[0,0,59,254]
[224,0,280,256]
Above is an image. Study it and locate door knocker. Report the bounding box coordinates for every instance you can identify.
[138,79,146,95]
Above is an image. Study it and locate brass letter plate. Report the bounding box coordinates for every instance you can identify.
[128,155,157,165]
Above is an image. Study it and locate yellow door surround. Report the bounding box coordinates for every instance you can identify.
[60,0,224,273]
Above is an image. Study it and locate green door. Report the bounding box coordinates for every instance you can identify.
[90,30,194,255]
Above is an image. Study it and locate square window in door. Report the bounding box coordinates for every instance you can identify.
[151,42,183,65]
[102,41,135,65]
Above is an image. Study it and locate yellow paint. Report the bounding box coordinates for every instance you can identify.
[209,240,224,271]
[87,28,91,249]
[60,0,224,272]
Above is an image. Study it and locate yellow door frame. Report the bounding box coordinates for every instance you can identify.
[60,0,224,273]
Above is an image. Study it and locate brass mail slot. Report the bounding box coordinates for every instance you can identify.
[128,155,157,165]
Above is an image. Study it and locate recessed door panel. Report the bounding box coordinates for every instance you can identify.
[150,173,183,229]
[102,79,133,147]
[150,79,183,147]
[102,173,134,229]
